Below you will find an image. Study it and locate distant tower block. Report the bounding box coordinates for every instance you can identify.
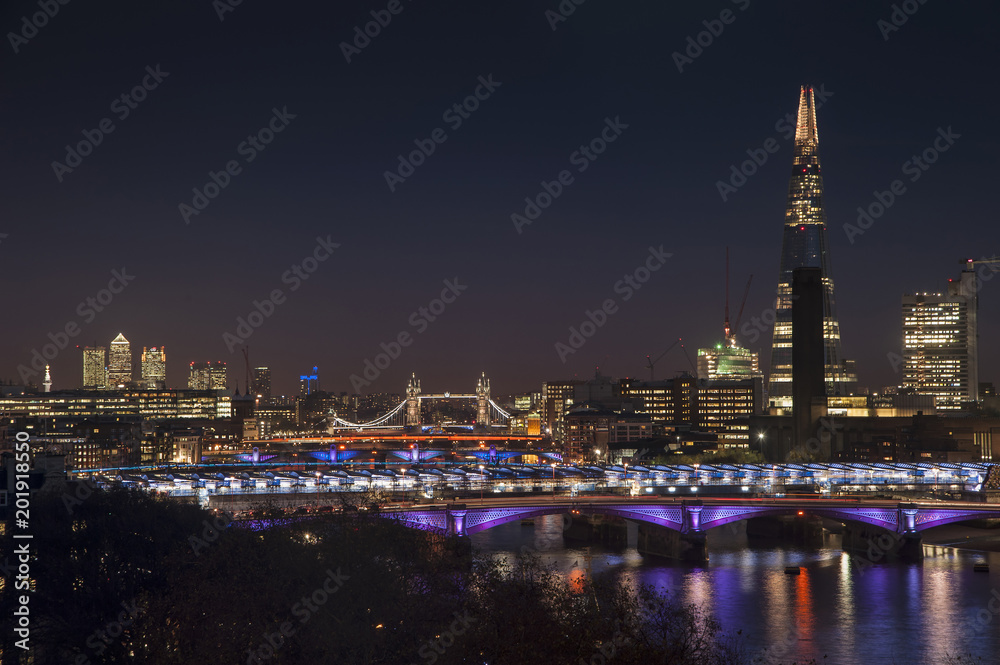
[476,372,491,427]
[406,373,422,426]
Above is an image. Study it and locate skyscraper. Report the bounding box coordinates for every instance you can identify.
[767,86,856,409]
[209,362,227,390]
[188,361,227,390]
[901,268,978,409]
[697,345,761,381]
[108,333,132,388]
[253,366,272,401]
[82,346,108,389]
[299,367,319,396]
[141,346,167,388]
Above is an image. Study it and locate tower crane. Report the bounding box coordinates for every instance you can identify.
[645,338,696,381]
[724,246,753,347]
[962,257,1000,269]
[242,347,254,397]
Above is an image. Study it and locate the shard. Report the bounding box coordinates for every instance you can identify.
[767,86,856,409]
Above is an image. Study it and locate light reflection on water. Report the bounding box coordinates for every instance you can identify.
[470,515,1000,664]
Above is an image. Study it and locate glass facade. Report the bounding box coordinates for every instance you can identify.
[697,344,761,380]
[108,333,132,388]
[768,86,856,408]
[82,346,107,389]
[141,346,166,384]
[902,270,978,409]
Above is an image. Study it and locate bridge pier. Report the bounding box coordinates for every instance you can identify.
[636,500,707,562]
[842,524,922,563]
[446,505,468,538]
[842,504,923,563]
[563,513,628,546]
[636,523,707,562]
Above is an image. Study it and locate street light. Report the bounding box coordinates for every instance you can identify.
[479,464,485,504]
[551,462,557,499]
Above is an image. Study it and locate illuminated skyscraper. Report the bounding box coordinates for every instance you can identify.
[82,346,108,389]
[253,366,272,401]
[209,362,227,390]
[697,344,761,381]
[767,86,855,409]
[141,346,167,387]
[188,361,227,390]
[300,367,319,396]
[902,268,978,409]
[108,333,132,388]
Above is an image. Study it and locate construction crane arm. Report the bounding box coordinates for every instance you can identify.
[645,338,683,381]
[731,275,754,338]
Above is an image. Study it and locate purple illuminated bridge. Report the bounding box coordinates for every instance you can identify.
[384,497,1000,540]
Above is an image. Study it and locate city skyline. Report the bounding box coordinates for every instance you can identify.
[3,3,997,398]
[7,4,1000,664]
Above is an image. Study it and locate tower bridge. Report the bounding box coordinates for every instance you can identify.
[328,372,511,432]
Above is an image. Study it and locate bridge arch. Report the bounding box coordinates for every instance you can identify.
[912,508,1000,531]
[698,505,901,533]
[464,504,686,536]
[386,502,1000,539]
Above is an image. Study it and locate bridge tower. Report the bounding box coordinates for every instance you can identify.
[406,373,422,427]
[476,372,491,427]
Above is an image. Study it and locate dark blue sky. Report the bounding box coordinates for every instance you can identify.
[3,1,997,396]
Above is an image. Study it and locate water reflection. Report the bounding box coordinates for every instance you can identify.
[469,521,1000,664]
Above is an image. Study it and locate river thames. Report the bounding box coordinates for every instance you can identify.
[472,515,1000,664]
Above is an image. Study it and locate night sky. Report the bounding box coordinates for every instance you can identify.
[4,1,997,397]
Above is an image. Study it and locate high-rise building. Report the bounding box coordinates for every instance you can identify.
[209,362,227,390]
[767,86,856,409]
[188,361,227,391]
[902,268,979,409]
[300,367,319,396]
[141,346,167,387]
[108,333,132,388]
[697,344,761,381]
[82,346,108,389]
[252,366,272,401]
[541,380,583,442]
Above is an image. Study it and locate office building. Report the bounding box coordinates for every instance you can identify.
[767,86,856,409]
[697,343,761,381]
[902,267,979,409]
[300,367,320,396]
[252,366,272,401]
[188,361,227,391]
[108,333,132,388]
[541,380,583,442]
[141,346,167,388]
[621,375,761,431]
[82,346,108,389]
